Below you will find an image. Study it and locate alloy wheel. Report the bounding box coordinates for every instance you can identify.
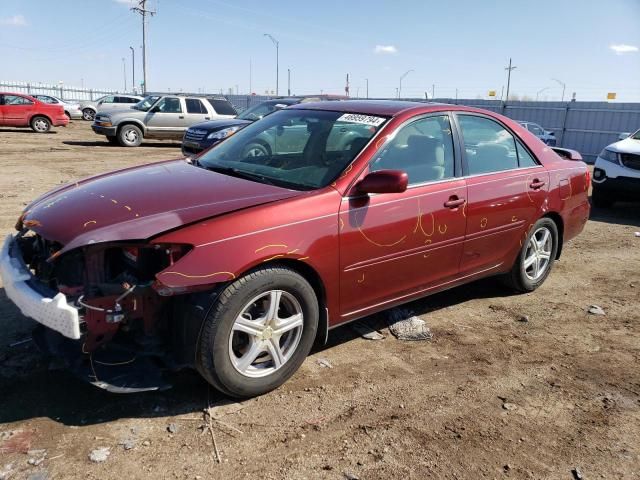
[228,290,304,378]
[523,226,553,281]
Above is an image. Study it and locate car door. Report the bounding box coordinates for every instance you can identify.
[184,98,212,126]
[2,94,35,126]
[454,113,549,275]
[339,113,467,318]
[145,97,188,138]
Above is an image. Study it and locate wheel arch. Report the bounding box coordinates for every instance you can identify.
[117,120,147,135]
[543,211,564,259]
[29,113,53,125]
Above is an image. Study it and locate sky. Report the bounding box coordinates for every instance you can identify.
[1,0,639,101]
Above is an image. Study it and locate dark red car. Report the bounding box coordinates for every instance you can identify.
[1,101,590,397]
[0,92,69,132]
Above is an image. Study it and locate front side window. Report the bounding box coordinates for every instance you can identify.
[458,115,519,175]
[198,109,386,190]
[134,96,160,111]
[100,96,115,104]
[186,98,207,114]
[370,115,455,185]
[4,95,33,105]
[154,97,182,113]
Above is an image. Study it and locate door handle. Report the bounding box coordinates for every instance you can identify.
[444,196,466,209]
[204,117,210,120]
[178,115,184,119]
[529,179,546,189]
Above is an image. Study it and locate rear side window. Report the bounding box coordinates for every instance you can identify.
[516,141,538,167]
[126,97,140,103]
[186,98,207,114]
[208,98,237,115]
[458,115,518,175]
[36,95,57,104]
[4,95,33,105]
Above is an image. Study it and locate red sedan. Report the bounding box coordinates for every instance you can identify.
[0,92,69,132]
[1,101,589,397]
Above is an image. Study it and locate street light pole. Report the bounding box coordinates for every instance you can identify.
[399,69,414,99]
[129,46,135,93]
[552,78,566,102]
[536,86,550,101]
[264,33,279,95]
[288,68,291,96]
[122,57,127,92]
[365,78,369,99]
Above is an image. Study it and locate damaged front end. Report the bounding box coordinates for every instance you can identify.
[1,230,206,393]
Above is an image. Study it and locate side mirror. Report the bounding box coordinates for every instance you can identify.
[151,105,161,113]
[356,170,408,194]
[550,147,583,161]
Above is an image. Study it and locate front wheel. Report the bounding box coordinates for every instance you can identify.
[30,116,51,133]
[197,266,319,398]
[117,124,143,147]
[503,218,558,292]
[82,108,95,121]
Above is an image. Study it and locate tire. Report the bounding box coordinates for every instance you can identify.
[106,136,119,145]
[30,116,51,133]
[592,187,614,208]
[117,124,143,147]
[242,141,271,159]
[503,217,559,293]
[82,108,95,121]
[197,266,319,398]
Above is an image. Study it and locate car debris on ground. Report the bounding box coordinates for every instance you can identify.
[386,308,433,341]
[588,305,606,315]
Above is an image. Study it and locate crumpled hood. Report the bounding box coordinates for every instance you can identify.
[21,159,302,254]
[609,137,640,154]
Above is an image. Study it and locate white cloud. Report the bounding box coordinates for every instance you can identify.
[610,44,638,55]
[0,14,27,26]
[374,45,397,55]
[114,0,137,5]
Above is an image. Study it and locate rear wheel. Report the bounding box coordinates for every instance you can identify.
[592,187,614,208]
[30,116,51,133]
[117,124,143,147]
[503,218,558,292]
[82,108,95,121]
[197,266,319,398]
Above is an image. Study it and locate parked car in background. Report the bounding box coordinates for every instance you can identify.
[1,101,589,397]
[79,94,143,121]
[591,128,640,207]
[182,95,344,156]
[0,92,69,132]
[91,94,237,146]
[33,94,82,120]
[517,121,557,146]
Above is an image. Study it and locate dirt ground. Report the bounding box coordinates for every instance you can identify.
[0,122,639,480]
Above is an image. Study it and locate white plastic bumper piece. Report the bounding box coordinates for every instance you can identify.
[0,234,81,339]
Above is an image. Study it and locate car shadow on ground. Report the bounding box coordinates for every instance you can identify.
[0,129,57,134]
[589,198,640,228]
[62,140,181,149]
[0,277,515,427]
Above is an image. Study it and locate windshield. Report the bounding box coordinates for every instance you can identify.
[632,129,640,140]
[134,95,160,111]
[198,109,387,190]
[237,101,290,121]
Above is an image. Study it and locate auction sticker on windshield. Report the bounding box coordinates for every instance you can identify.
[337,113,386,127]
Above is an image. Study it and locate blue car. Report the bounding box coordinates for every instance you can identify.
[517,121,557,146]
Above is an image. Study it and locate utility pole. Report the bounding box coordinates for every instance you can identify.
[455,88,458,103]
[122,57,127,92]
[287,68,291,96]
[504,58,517,102]
[345,73,350,97]
[131,0,155,94]
[432,84,435,99]
[264,33,279,95]
[129,46,135,93]
[249,58,252,94]
[365,78,369,99]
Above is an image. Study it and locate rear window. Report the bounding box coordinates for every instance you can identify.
[207,98,237,116]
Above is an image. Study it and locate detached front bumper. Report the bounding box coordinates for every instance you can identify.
[0,234,81,339]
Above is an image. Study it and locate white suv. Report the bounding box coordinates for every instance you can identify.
[591,129,640,207]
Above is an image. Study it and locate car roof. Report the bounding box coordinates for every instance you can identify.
[287,99,450,116]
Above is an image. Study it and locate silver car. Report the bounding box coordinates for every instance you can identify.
[91,94,237,147]
[79,94,143,121]
[33,94,83,120]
